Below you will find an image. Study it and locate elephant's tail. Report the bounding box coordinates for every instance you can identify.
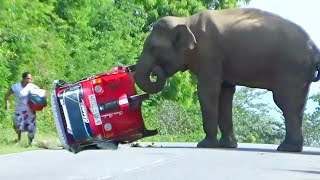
[310,40,320,82]
[315,62,320,82]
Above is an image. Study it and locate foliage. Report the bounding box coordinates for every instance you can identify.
[232,87,285,144]
[153,99,202,135]
[303,93,320,146]
[1,0,320,154]
[143,86,287,144]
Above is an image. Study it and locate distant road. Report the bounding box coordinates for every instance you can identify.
[1,142,320,180]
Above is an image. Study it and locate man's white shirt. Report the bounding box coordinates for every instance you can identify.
[11,82,39,112]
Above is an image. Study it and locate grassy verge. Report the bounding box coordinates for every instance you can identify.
[0,126,203,155]
[0,98,204,155]
[0,128,61,155]
[141,135,202,144]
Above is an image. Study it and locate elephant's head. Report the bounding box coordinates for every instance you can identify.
[134,17,197,94]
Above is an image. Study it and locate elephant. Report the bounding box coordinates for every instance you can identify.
[133,7,320,152]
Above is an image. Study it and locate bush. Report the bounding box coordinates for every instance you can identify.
[141,98,204,142]
[155,100,200,135]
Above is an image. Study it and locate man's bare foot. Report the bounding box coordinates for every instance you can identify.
[28,138,33,147]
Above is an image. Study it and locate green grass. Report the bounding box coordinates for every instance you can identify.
[141,132,205,143]
[0,143,39,155]
[0,126,204,155]
[0,127,62,155]
[0,102,204,155]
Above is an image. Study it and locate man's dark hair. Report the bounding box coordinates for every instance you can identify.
[22,72,31,79]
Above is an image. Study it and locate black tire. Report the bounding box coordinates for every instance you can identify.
[96,141,119,150]
[69,145,82,154]
[54,80,68,89]
[126,64,136,72]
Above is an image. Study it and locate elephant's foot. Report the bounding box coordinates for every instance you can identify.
[277,138,303,152]
[219,135,238,148]
[197,138,220,148]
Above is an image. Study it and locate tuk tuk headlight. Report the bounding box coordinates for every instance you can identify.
[94,85,103,94]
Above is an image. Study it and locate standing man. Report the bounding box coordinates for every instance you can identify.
[4,72,41,146]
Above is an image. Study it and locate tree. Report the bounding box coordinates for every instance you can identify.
[232,87,285,144]
[7,0,304,147]
[303,93,320,146]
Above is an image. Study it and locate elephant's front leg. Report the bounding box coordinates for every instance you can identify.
[196,79,221,148]
[218,82,238,148]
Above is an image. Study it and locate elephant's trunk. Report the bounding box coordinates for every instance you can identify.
[134,58,167,94]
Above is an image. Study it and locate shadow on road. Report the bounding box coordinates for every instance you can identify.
[273,169,320,175]
[230,146,320,156]
[131,144,320,156]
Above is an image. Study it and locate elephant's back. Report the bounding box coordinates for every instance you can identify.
[206,8,307,36]
[199,9,314,85]
[203,8,311,56]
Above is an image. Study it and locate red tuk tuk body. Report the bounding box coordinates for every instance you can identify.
[51,66,157,153]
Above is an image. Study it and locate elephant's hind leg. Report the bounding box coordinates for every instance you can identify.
[218,82,238,148]
[272,83,309,152]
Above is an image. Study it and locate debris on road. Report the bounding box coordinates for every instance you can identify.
[130,142,156,147]
[130,142,142,147]
[146,142,155,147]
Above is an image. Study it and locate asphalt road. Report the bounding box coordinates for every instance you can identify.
[1,142,320,180]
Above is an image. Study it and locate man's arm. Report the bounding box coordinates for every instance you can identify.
[4,88,13,110]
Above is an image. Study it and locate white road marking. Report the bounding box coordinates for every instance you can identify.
[96,155,182,180]
[124,159,166,173]
[97,176,112,180]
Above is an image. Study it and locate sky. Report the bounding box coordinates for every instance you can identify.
[239,0,320,119]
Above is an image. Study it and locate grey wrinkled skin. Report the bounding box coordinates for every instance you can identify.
[134,7,320,152]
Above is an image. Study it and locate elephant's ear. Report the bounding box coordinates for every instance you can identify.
[173,24,197,51]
